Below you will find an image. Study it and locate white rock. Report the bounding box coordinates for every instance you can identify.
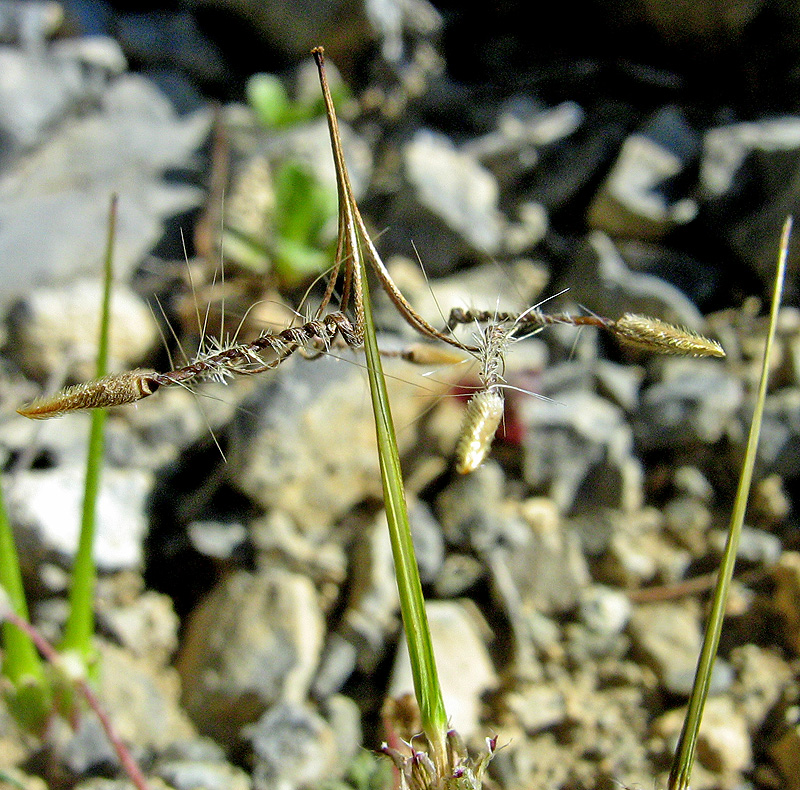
[6,464,152,572]
[389,599,497,738]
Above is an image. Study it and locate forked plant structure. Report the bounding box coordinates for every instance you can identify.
[17,49,726,475]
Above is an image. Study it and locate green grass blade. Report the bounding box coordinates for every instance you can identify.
[0,475,51,731]
[61,195,118,662]
[358,250,449,755]
[668,217,791,790]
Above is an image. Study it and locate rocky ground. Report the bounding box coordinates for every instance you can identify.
[1,1,800,789]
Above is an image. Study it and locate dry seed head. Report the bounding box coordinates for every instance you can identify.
[17,370,159,419]
[455,389,505,474]
[613,313,725,358]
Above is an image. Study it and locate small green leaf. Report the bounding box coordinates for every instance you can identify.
[247,74,292,129]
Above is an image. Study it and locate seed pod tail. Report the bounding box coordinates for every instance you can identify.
[17,370,160,419]
[613,314,725,357]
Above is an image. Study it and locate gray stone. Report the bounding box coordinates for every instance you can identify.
[578,585,632,637]
[251,510,347,585]
[226,351,449,533]
[730,644,795,734]
[588,120,698,241]
[5,464,152,574]
[708,525,782,566]
[504,683,567,734]
[177,567,325,745]
[755,388,800,477]
[672,465,715,502]
[389,600,498,739]
[336,510,400,674]
[520,390,642,513]
[663,496,712,553]
[434,553,485,597]
[384,128,507,273]
[246,702,339,790]
[6,278,160,381]
[97,590,180,668]
[635,358,743,449]
[702,117,800,284]
[0,45,99,156]
[187,520,248,561]
[53,638,194,775]
[486,498,589,615]
[0,1,63,46]
[629,602,733,696]
[597,509,692,587]
[565,231,709,331]
[156,758,250,790]
[436,460,505,547]
[0,72,210,307]
[652,697,752,780]
[594,359,644,412]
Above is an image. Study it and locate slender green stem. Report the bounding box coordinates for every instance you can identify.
[668,217,791,790]
[359,248,449,758]
[61,195,118,661]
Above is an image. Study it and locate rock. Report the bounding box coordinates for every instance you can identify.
[97,590,180,668]
[434,553,485,597]
[485,498,589,615]
[187,520,248,561]
[701,117,800,283]
[384,128,507,273]
[588,106,700,241]
[504,683,567,734]
[226,351,449,533]
[755,388,800,477]
[0,44,108,158]
[398,257,549,335]
[634,358,743,450]
[563,231,710,330]
[708,525,782,566]
[329,509,401,680]
[114,9,226,88]
[389,600,498,739]
[463,96,583,187]
[652,697,752,782]
[629,602,733,696]
[729,644,795,734]
[177,566,325,746]
[773,550,800,655]
[362,0,443,63]
[672,465,715,502]
[183,0,373,63]
[663,496,712,554]
[594,359,644,412]
[5,464,152,575]
[245,702,340,790]
[578,584,632,638]
[520,390,642,513]
[251,510,346,585]
[0,1,63,45]
[312,500,440,694]
[0,72,210,307]
[52,638,194,777]
[155,755,250,790]
[6,278,160,381]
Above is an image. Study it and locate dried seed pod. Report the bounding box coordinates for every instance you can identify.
[17,370,160,419]
[455,389,505,474]
[613,314,725,358]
